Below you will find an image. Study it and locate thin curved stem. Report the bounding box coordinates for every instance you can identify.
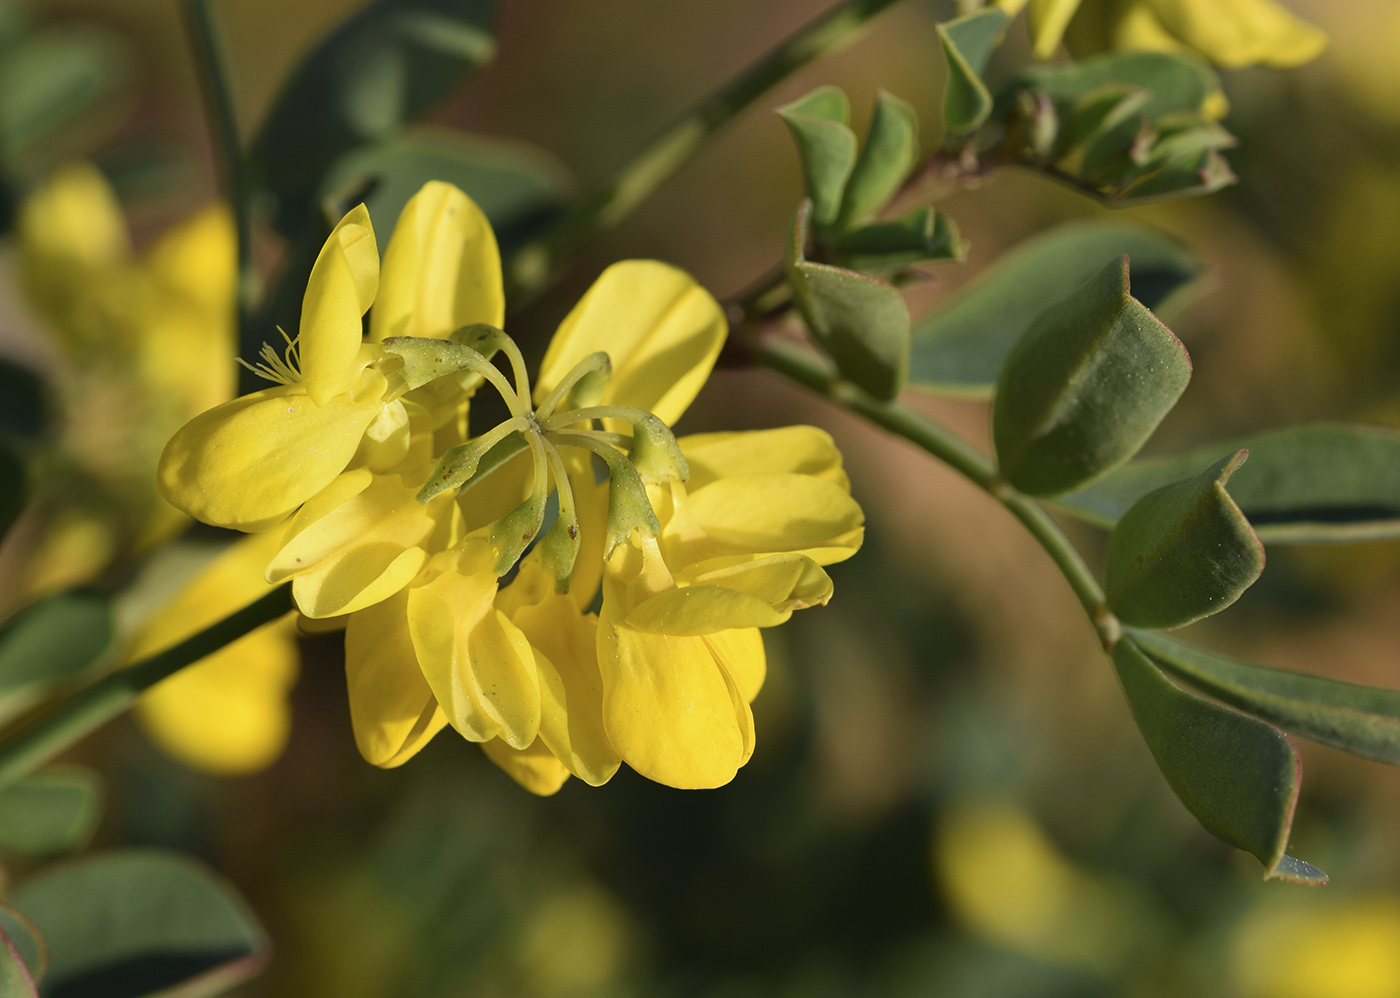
[0,584,294,791]
[750,335,1115,646]
[544,404,657,432]
[503,0,908,305]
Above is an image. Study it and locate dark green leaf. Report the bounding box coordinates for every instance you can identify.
[787,202,910,400]
[777,86,857,230]
[0,904,46,985]
[833,204,965,270]
[993,257,1191,496]
[0,591,113,694]
[837,90,918,229]
[938,9,1007,136]
[996,51,1220,123]
[318,127,571,248]
[251,0,497,236]
[1133,629,1400,768]
[1054,84,1151,161]
[0,440,24,545]
[0,767,102,857]
[0,358,46,438]
[1112,638,1323,884]
[1106,451,1263,629]
[1055,423,1400,543]
[1119,147,1236,203]
[909,221,1201,397]
[0,27,131,159]
[11,850,268,998]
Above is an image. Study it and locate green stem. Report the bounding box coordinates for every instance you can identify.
[751,336,1116,646]
[503,0,907,303]
[0,585,294,791]
[181,0,257,347]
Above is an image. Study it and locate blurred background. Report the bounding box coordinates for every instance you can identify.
[4,0,1400,995]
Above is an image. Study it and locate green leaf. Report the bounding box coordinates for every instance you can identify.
[1105,451,1264,629]
[1132,629,1400,768]
[787,201,911,400]
[0,26,131,159]
[0,591,113,694]
[318,126,571,248]
[833,204,965,270]
[993,257,1192,496]
[0,928,38,998]
[909,221,1201,397]
[1119,147,1236,204]
[1054,84,1151,161]
[937,9,1007,136]
[11,850,269,997]
[996,51,1220,123]
[777,86,858,230]
[0,441,24,546]
[251,0,498,236]
[0,767,102,857]
[0,904,47,986]
[1112,638,1324,884]
[1055,423,1400,543]
[836,90,918,229]
[0,358,47,439]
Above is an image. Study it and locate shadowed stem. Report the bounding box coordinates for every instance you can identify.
[0,585,294,791]
[749,335,1117,647]
[181,0,257,357]
[503,0,908,305]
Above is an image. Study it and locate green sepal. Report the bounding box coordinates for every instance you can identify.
[10,850,270,997]
[543,351,611,417]
[1106,451,1264,629]
[455,434,530,498]
[1112,638,1325,885]
[777,86,858,230]
[836,90,918,230]
[381,327,502,393]
[0,766,101,858]
[625,413,690,485]
[787,200,911,401]
[937,8,1007,136]
[599,450,660,557]
[490,490,548,575]
[833,204,966,270]
[1054,423,1400,543]
[0,591,112,695]
[1132,629,1400,769]
[538,510,581,595]
[418,429,516,503]
[910,221,1200,397]
[993,256,1191,496]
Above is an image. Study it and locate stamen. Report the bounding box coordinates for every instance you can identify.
[237,328,302,385]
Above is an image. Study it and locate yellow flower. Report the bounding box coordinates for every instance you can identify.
[999,0,1327,68]
[130,530,299,775]
[158,180,864,796]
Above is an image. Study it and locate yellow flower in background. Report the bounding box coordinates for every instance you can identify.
[130,530,299,775]
[1231,895,1400,998]
[998,0,1327,68]
[158,180,864,795]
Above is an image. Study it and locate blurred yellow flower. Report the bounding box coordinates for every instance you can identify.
[130,530,299,775]
[999,0,1327,68]
[1232,895,1400,998]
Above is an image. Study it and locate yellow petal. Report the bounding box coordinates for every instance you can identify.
[157,372,386,531]
[481,738,571,796]
[18,161,130,281]
[147,204,236,314]
[705,628,766,704]
[509,581,620,786]
[301,204,379,405]
[596,572,746,789]
[625,586,789,634]
[344,589,448,767]
[675,474,865,567]
[408,544,541,747]
[1149,0,1326,68]
[130,530,298,776]
[1029,0,1085,58]
[269,472,448,617]
[679,426,850,492]
[534,260,727,428]
[681,553,833,612]
[370,181,504,341]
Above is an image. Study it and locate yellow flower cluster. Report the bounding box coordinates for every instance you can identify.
[999,0,1327,68]
[157,181,864,793]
